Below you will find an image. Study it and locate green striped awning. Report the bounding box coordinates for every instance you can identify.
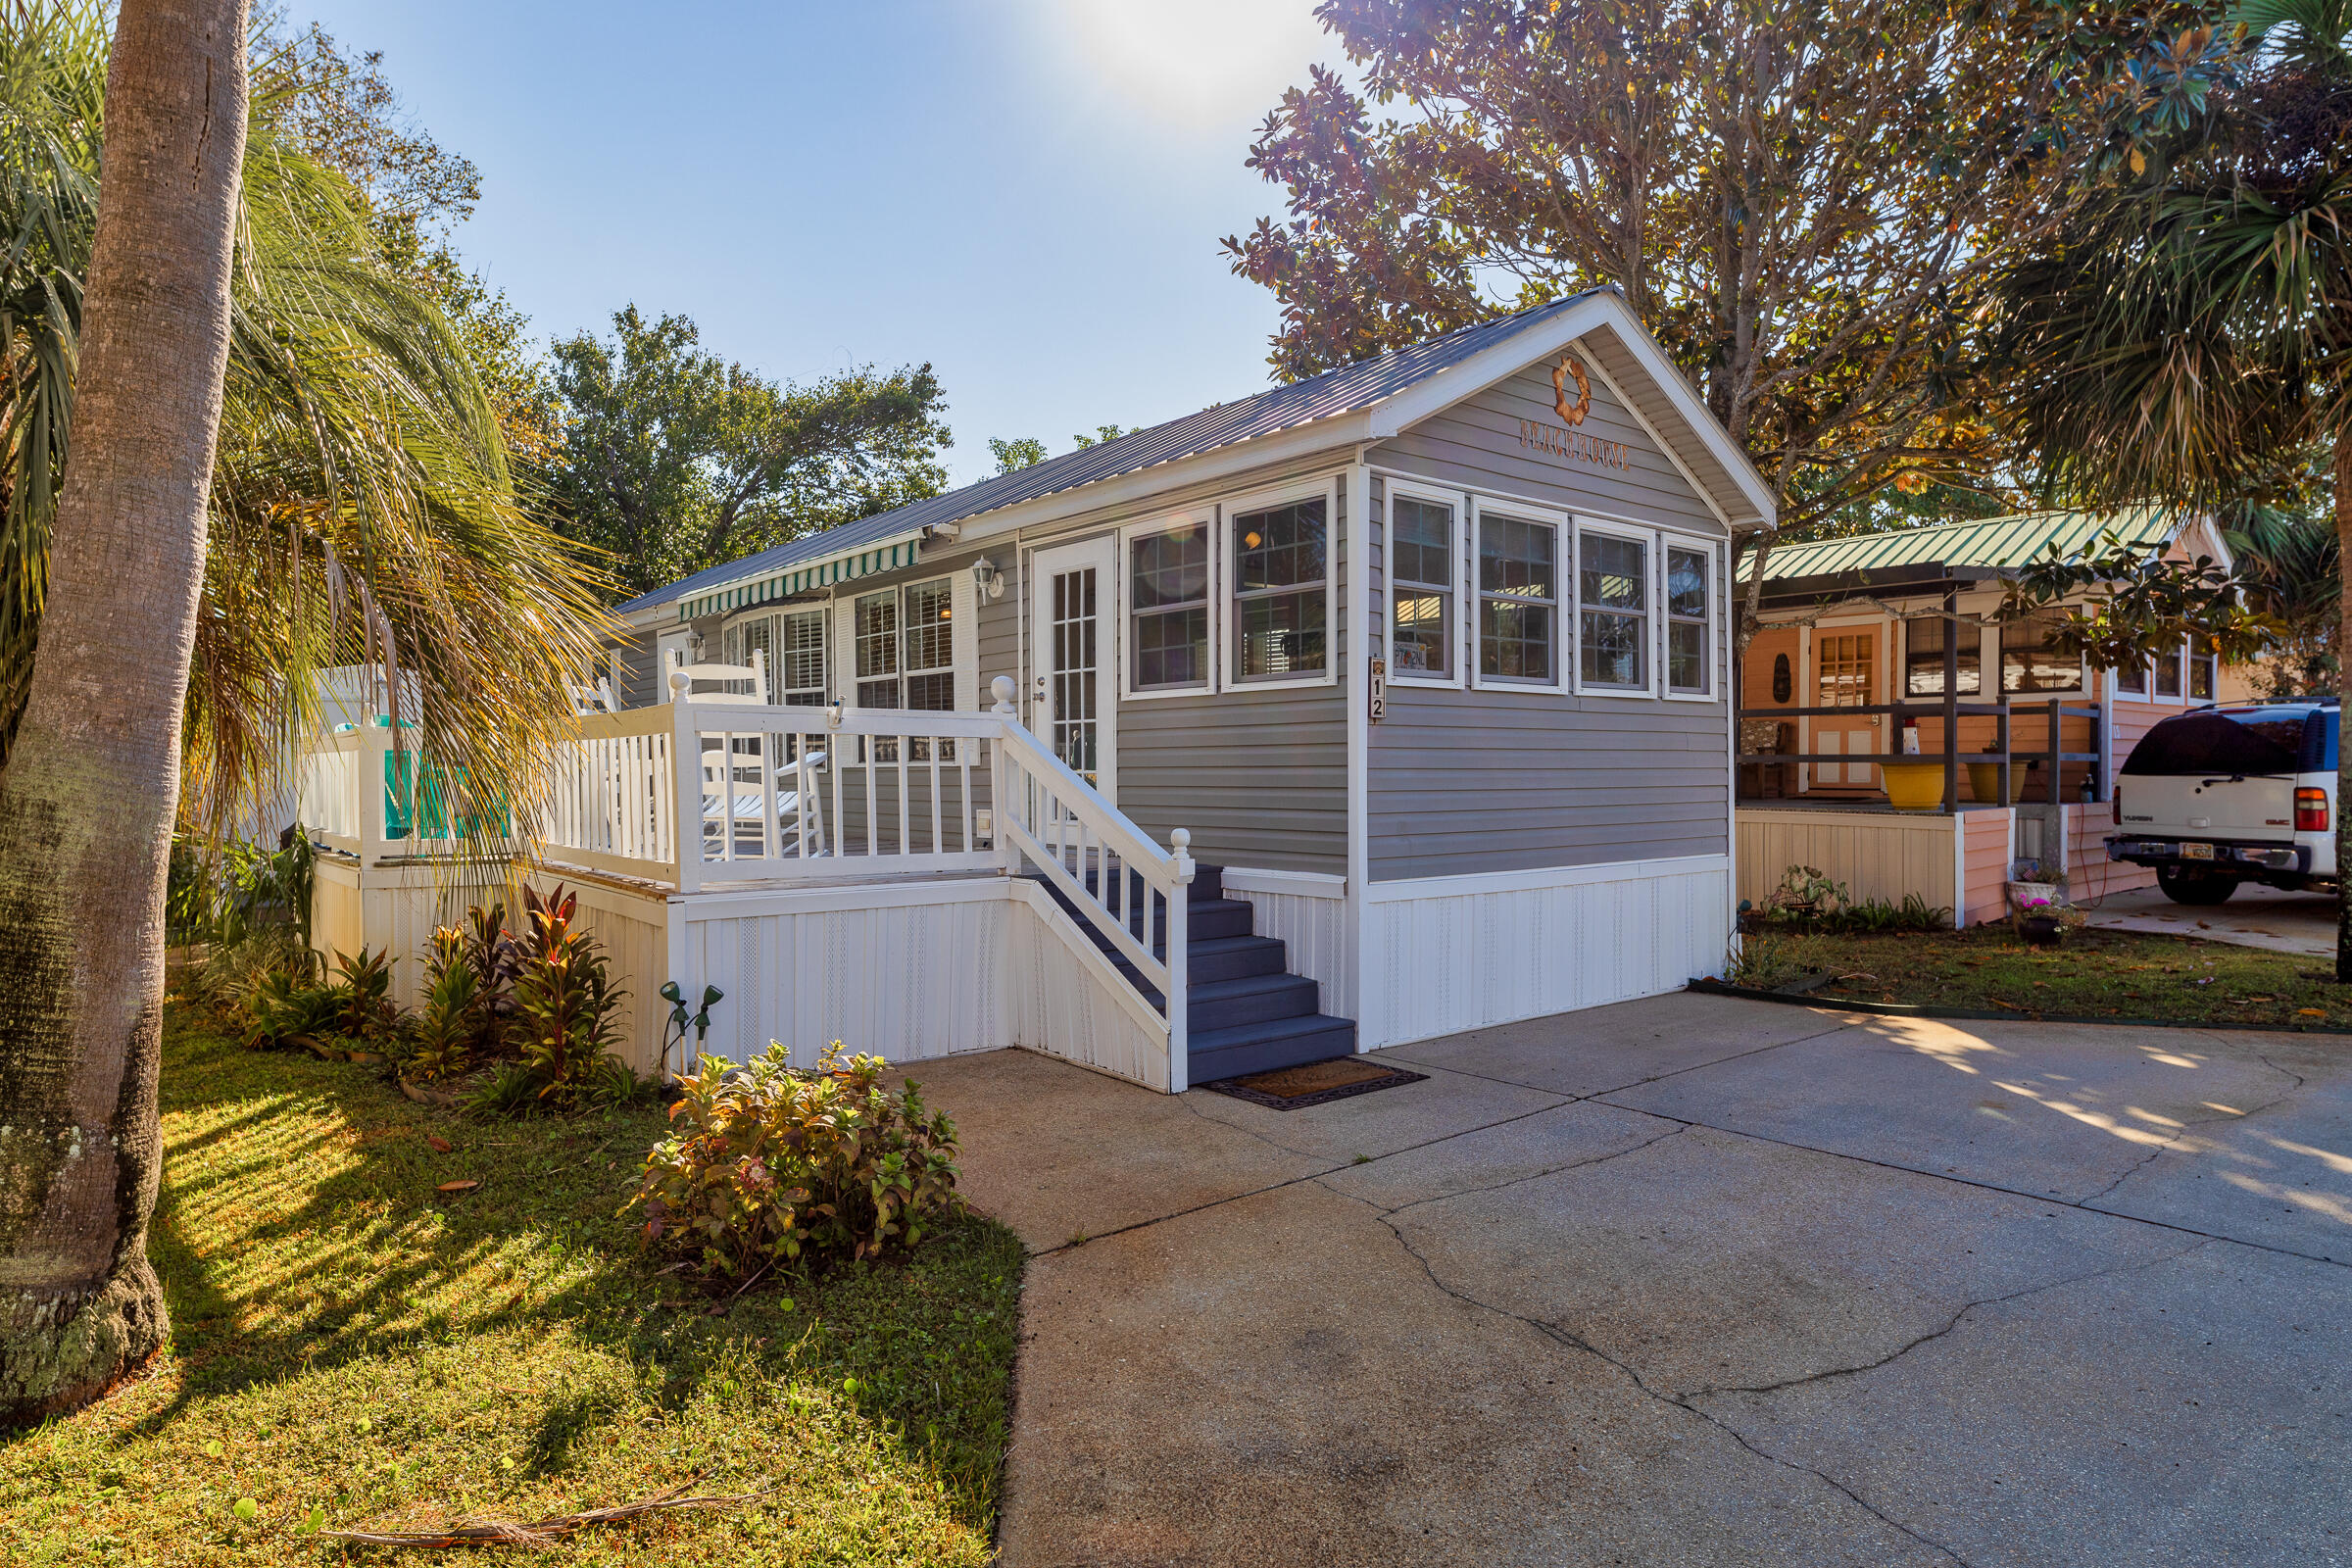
[677,538,921,621]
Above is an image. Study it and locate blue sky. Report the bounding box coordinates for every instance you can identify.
[295,1,1350,487]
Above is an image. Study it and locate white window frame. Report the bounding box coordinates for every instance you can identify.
[2113,655,2149,698]
[1222,477,1340,692]
[1659,529,1721,703]
[1118,509,1217,701]
[1572,514,1660,699]
[1383,478,1468,691]
[840,573,965,711]
[1467,494,1570,694]
[2187,645,2218,704]
[2150,637,2187,705]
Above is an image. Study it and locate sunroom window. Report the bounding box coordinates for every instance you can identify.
[1477,513,1556,682]
[1232,498,1327,680]
[1665,544,1711,695]
[1130,523,1210,691]
[1390,494,1453,678]
[1579,531,1649,690]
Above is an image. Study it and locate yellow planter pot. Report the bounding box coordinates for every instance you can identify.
[1880,760,1947,813]
[1967,761,2019,806]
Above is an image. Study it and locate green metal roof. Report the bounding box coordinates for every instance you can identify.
[1759,507,2176,586]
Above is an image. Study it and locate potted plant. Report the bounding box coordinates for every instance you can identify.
[1967,744,2017,806]
[2009,858,2065,910]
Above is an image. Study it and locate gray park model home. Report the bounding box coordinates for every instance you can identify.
[308,289,1771,1092]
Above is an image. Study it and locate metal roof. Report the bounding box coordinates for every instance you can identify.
[618,290,1611,620]
[1758,507,2177,588]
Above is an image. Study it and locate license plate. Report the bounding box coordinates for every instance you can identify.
[2180,842,2215,860]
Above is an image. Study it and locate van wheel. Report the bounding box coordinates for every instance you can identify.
[2158,864,2238,906]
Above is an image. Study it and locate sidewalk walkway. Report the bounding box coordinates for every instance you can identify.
[2082,881,2336,956]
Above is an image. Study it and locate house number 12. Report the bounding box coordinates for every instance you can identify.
[1369,657,1386,722]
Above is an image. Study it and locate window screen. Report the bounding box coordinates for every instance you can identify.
[1130,525,1209,690]
[1665,545,1710,695]
[1478,514,1557,682]
[1579,533,1649,689]
[1391,495,1453,677]
[2000,612,2083,693]
[1232,498,1327,679]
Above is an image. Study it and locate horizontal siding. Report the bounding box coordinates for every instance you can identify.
[1961,809,2013,928]
[609,634,659,710]
[1372,359,1724,533]
[1368,460,1731,880]
[1118,687,1348,874]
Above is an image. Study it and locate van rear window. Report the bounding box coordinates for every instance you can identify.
[2121,710,2314,776]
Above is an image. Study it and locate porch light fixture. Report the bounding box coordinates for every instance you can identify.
[972,557,1005,602]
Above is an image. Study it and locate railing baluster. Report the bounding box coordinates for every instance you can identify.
[864,738,879,858]
[928,746,943,856]
[897,733,911,858]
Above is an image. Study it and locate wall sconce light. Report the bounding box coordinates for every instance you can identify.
[972,556,1005,602]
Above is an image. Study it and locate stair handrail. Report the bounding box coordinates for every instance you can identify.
[989,676,1195,1091]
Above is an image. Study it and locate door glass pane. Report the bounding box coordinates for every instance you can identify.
[1051,566,1100,781]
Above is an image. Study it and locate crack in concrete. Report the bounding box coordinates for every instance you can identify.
[1371,1122,1690,1218]
[1322,1179,1981,1568]
[1587,1096,2352,1273]
[2077,1071,2307,1205]
[1684,1237,2215,1400]
[1382,1016,1852,1106]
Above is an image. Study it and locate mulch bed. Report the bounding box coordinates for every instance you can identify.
[1200,1056,1428,1109]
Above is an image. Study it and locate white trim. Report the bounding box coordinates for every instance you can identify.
[1222,475,1341,692]
[951,567,978,712]
[1363,851,1730,903]
[1952,807,1968,931]
[1221,865,1349,898]
[1571,340,1736,533]
[1659,529,1721,703]
[1345,456,1374,1043]
[673,874,1010,919]
[1381,476,1469,690]
[1116,507,1218,701]
[1467,493,1570,693]
[1572,514,1661,699]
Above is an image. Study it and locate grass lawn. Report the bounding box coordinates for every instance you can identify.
[1739,923,2352,1029]
[0,1005,1025,1566]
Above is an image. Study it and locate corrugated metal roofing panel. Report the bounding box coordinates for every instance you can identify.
[617,289,1610,617]
[1758,506,2175,584]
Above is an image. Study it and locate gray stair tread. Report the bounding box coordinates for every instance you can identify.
[1189,1011,1357,1051]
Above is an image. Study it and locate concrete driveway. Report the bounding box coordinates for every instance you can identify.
[909,995,2352,1567]
[2082,880,2338,956]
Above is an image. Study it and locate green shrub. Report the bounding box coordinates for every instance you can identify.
[504,884,632,1111]
[464,1061,543,1119]
[329,945,398,1041]
[241,968,345,1053]
[630,1043,961,1279]
[403,930,482,1085]
[1722,933,1804,990]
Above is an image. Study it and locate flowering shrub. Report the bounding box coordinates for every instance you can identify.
[629,1043,960,1279]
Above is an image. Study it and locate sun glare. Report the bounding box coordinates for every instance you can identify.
[1046,0,1335,130]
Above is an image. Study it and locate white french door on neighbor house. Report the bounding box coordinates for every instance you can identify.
[1032,536,1116,800]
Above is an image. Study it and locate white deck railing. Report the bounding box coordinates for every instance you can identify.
[290,676,1197,1081]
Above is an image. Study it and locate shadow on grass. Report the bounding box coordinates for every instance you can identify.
[58,1006,1025,1525]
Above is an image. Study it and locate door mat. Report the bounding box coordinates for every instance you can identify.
[1200,1056,1428,1110]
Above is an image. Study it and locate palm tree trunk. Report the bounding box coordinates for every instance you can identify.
[2337,438,2352,982]
[0,0,249,1424]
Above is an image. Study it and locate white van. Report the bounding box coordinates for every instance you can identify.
[2106,701,2338,905]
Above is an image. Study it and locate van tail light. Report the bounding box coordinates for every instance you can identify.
[2112,786,2122,826]
[2295,787,2329,833]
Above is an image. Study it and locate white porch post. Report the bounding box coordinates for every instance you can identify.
[991,675,1021,877]
[1167,827,1193,1094]
[671,679,703,895]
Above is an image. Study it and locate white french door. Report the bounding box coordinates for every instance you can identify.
[1031,536,1116,801]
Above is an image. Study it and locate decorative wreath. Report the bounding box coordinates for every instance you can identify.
[1552,354,1592,426]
